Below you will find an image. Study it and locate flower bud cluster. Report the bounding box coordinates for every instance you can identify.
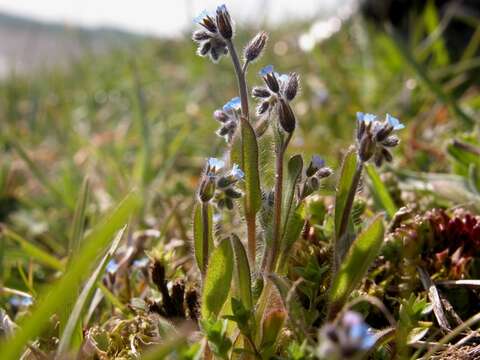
[198,158,244,210]
[356,112,403,167]
[299,155,333,199]
[252,65,299,133]
[192,4,234,63]
[213,97,241,142]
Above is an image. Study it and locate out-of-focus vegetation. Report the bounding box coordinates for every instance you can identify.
[0,1,480,358]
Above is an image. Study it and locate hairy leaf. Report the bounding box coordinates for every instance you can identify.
[365,164,397,218]
[230,234,252,310]
[202,238,234,319]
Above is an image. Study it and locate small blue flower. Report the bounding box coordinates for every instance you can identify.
[9,295,33,308]
[259,64,274,76]
[231,164,244,180]
[386,113,405,130]
[222,97,241,112]
[217,4,227,13]
[312,155,325,169]
[208,157,225,171]
[349,322,376,350]
[132,257,150,268]
[193,9,210,24]
[106,259,119,274]
[356,112,377,124]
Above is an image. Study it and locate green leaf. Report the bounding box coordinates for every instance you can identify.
[193,202,213,273]
[2,228,64,271]
[1,190,141,359]
[328,215,384,319]
[201,238,234,319]
[230,234,252,310]
[57,225,126,355]
[241,118,261,217]
[278,204,304,272]
[334,147,358,241]
[365,164,397,218]
[281,155,303,240]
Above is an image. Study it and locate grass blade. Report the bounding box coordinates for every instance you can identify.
[1,190,141,359]
[57,225,126,355]
[2,227,64,271]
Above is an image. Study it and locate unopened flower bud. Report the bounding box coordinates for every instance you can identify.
[225,188,242,199]
[225,197,234,210]
[284,73,299,101]
[199,15,217,33]
[278,98,296,133]
[317,167,333,178]
[252,86,270,98]
[257,101,270,115]
[374,151,383,167]
[199,42,212,56]
[308,176,320,191]
[198,176,216,203]
[382,148,393,162]
[213,109,228,123]
[306,155,325,177]
[244,31,268,62]
[382,135,400,147]
[358,135,375,162]
[375,124,393,142]
[264,72,280,93]
[216,4,233,39]
[192,30,211,42]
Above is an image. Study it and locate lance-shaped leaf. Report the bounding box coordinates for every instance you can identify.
[328,215,384,319]
[230,234,252,310]
[201,238,234,319]
[334,147,358,240]
[365,164,397,218]
[281,155,303,241]
[193,203,214,272]
[240,117,261,217]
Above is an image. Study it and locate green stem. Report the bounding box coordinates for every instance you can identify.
[226,39,257,265]
[201,202,209,275]
[336,160,364,270]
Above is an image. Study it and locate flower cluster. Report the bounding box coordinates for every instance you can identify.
[299,155,333,199]
[356,112,404,166]
[192,5,234,63]
[317,311,376,359]
[213,97,241,142]
[198,158,244,210]
[252,65,299,132]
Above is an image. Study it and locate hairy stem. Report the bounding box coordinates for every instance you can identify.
[201,202,209,275]
[336,160,364,270]
[226,39,257,264]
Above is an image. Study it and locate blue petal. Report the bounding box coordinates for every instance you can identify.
[259,64,274,76]
[312,155,325,169]
[223,97,241,112]
[106,259,119,273]
[9,295,33,307]
[193,9,210,24]
[360,333,376,350]
[356,112,376,124]
[349,323,369,340]
[386,113,404,130]
[208,157,225,170]
[216,4,227,13]
[231,164,245,180]
[278,73,289,83]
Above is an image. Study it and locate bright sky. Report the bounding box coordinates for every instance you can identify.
[0,0,349,36]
